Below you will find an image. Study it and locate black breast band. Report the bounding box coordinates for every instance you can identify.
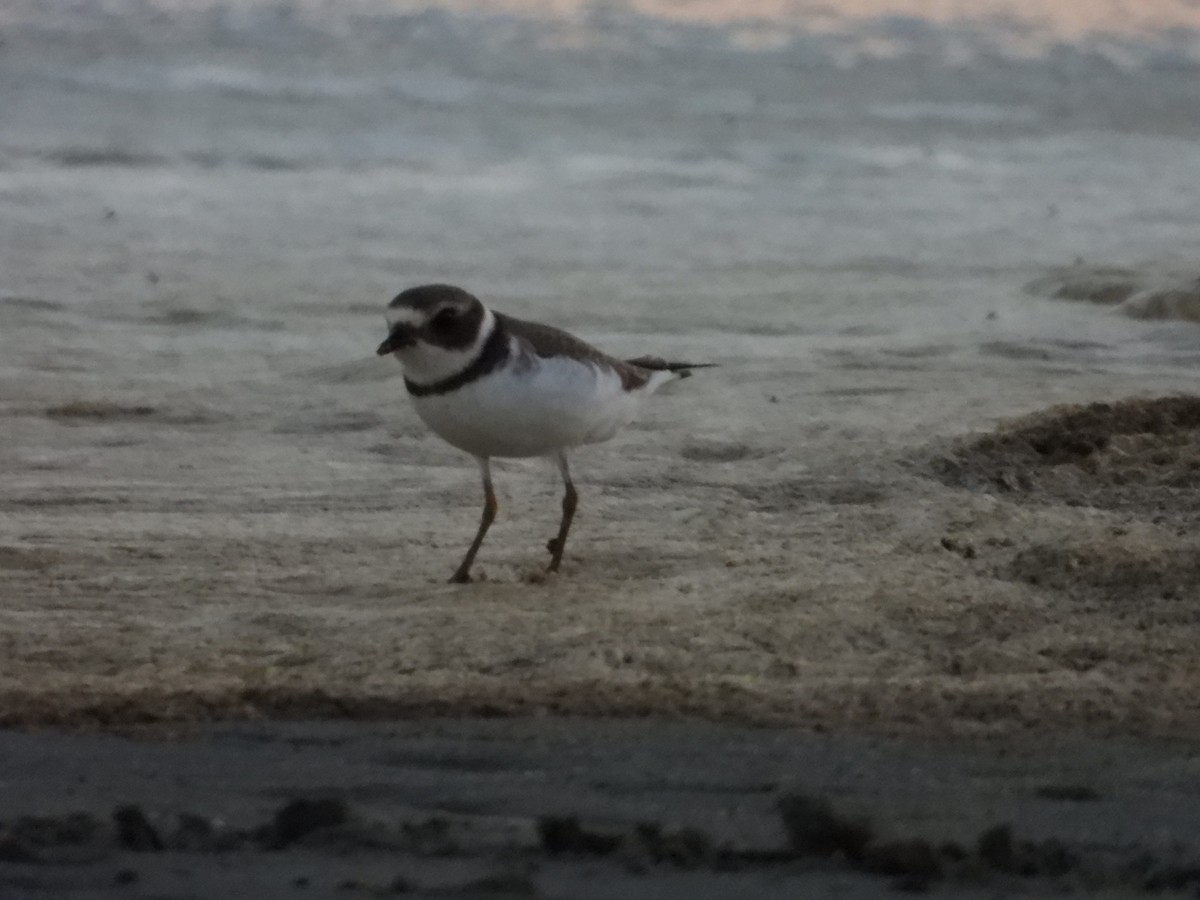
[404,321,510,398]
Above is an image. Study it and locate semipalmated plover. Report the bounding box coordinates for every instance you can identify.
[377,284,712,583]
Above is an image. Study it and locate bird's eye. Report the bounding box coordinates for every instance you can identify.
[432,307,458,329]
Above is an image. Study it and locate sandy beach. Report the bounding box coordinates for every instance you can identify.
[3,341,1200,734]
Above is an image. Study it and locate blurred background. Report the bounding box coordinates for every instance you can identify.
[2,0,1199,385]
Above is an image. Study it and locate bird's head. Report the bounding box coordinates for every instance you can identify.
[377,284,494,383]
[377,284,485,356]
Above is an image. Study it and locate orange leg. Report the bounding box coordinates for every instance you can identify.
[451,458,497,584]
[546,452,577,573]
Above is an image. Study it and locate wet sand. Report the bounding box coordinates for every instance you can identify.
[3,718,1200,898]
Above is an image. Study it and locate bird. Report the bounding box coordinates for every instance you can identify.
[376,284,713,583]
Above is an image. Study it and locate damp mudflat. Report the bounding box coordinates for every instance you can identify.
[3,718,1200,898]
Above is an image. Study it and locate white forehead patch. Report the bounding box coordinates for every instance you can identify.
[385,306,427,330]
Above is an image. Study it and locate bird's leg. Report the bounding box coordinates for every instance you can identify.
[450,458,497,584]
[546,452,577,573]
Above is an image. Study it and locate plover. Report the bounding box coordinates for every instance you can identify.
[376,284,712,583]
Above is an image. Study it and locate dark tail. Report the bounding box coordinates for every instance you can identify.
[625,356,717,379]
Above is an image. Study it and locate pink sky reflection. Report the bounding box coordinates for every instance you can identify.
[425,0,1200,36]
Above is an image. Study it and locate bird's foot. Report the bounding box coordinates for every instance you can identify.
[449,569,473,584]
[546,538,563,573]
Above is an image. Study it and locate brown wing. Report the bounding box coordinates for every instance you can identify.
[494,312,650,390]
[623,356,717,378]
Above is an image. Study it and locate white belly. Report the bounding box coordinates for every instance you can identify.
[411,355,650,458]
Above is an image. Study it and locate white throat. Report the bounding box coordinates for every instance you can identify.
[393,307,497,387]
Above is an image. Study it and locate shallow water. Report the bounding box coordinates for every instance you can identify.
[3,1,1200,383]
